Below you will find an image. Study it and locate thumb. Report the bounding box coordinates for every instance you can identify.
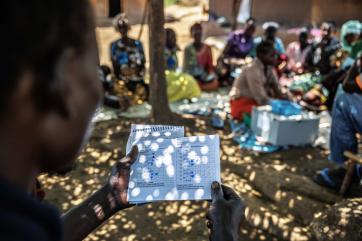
[211,181,223,202]
[120,145,139,165]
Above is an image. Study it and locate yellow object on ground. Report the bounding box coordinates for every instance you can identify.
[166,70,201,102]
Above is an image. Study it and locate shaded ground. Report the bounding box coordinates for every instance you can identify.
[39,115,338,241]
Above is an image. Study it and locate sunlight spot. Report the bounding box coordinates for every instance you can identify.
[164,131,172,137]
[165,189,177,200]
[153,189,160,197]
[156,138,164,143]
[201,146,209,154]
[152,132,160,137]
[155,156,163,168]
[163,154,172,166]
[188,151,197,160]
[139,155,146,164]
[129,181,135,189]
[198,136,206,142]
[131,187,140,197]
[188,136,197,142]
[164,145,175,154]
[166,165,175,177]
[194,188,204,199]
[201,156,208,164]
[180,192,189,200]
[150,143,159,151]
[141,168,151,182]
[146,195,154,201]
[194,174,201,183]
[249,171,256,181]
[144,140,151,146]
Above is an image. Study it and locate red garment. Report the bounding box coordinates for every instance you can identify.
[230,97,258,120]
[196,45,214,73]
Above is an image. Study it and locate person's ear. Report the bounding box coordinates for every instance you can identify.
[49,48,79,118]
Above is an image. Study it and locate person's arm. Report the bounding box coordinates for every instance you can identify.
[62,146,139,241]
[110,42,120,78]
[206,182,245,241]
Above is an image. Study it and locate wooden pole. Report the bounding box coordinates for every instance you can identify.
[148,0,173,124]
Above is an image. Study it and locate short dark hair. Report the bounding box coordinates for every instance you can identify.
[256,41,275,57]
[190,23,202,34]
[0,0,91,115]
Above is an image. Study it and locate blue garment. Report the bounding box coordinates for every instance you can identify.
[330,93,362,164]
[0,178,62,241]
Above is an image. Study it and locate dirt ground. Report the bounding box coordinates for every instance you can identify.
[38,4,347,241]
[39,116,333,241]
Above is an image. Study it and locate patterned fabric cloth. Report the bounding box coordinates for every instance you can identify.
[183,43,214,83]
[224,30,254,58]
[110,38,145,83]
[229,58,282,105]
[330,93,362,164]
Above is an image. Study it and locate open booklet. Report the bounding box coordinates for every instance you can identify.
[126,124,221,204]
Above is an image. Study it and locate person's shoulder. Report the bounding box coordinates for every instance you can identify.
[184,43,194,51]
[111,38,121,45]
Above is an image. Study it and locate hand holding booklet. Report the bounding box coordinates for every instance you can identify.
[126,124,221,204]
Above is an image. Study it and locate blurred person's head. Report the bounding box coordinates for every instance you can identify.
[244,17,256,38]
[257,41,277,66]
[299,28,309,47]
[0,0,102,186]
[341,20,361,49]
[115,13,130,38]
[321,22,333,40]
[190,23,203,45]
[165,28,177,50]
[263,22,279,42]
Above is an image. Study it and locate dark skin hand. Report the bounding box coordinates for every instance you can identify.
[62,145,139,241]
[206,182,245,241]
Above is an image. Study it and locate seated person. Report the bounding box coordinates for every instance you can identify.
[165,28,179,71]
[110,14,149,98]
[286,28,312,74]
[253,21,285,56]
[340,20,361,55]
[164,28,201,102]
[229,41,284,120]
[183,23,219,91]
[305,22,340,75]
[351,30,362,59]
[0,1,245,241]
[314,57,362,190]
[217,18,256,86]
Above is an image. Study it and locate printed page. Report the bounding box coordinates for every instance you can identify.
[127,134,220,203]
[175,135,221,201]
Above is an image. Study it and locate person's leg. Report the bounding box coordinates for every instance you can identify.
[314,93,362,189]
[330,93,362,165]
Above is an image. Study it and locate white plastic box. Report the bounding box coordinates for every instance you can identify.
[251,106,320,146]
